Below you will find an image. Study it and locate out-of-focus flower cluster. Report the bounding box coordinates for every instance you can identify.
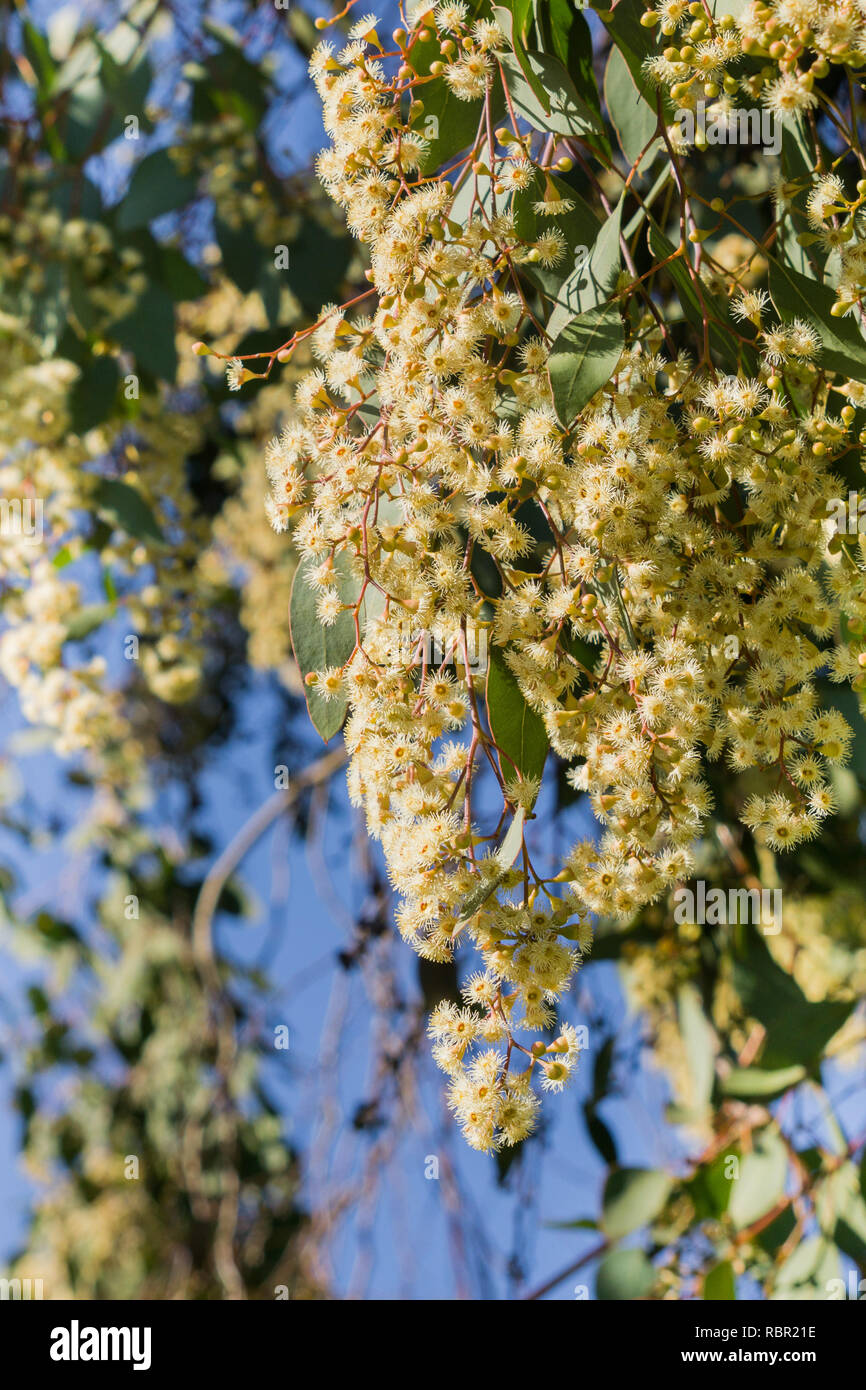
[0,312,208,769]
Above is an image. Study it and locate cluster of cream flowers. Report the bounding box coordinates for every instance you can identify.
[805,172,866,317]
[261,4,866,1150]
[644,0,866,192]
[643,0,866,96]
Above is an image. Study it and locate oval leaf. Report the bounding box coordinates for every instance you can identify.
[596,1247,656,1300]
[729,1129,788,1229]
[289,553,358,742]
[677,984,716,1115]
[602,1166,672,1240]
[722,1064,806,1101]
[116,149,197,230]
[496,804,526,868]
[66,603,114,641]
[457,863,510,924]
[486,649,549,785]
[548,302,624,426]
[546,198,624,342]
[604,45,658,171]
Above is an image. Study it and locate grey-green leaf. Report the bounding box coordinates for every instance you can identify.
[677,984,716,1114]
[548,302,624,426]
[820,1163,866,1269]
[547,198,624,343]
[602,1167,672,1240]
[66,603,115,641]
[648,221,751,373]
[497,805,526,868]
[289,553,358,742]
[703,1260,736,1300]
[729,1129,788,1229]
[604,45,658,172]
[486,649,549,784]
[457,864,510,924]
[596,1248,656,1300]
[732,930,853,1068]
[116,149,197,230]
[778,114,820,280]
[498,48,604,138]
[721,1064,807,1100]
[774,1235,836,1294]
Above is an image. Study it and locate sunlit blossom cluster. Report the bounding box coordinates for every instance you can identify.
[261,4,866,1150]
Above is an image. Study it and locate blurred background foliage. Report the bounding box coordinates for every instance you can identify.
[0,0,359,1300]
[0,0,863,1300]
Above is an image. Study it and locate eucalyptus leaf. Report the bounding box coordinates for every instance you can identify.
[722,1064,807,1100]
[110,286,178,381]
[774,1235,836,1293]
[732,930,853,1069]
[498,48,604,138]
[492,5,552,117]
[821,1163,866,1268]
[541,0,605,137]
[457,863,510,924]
[116,150,197,231]
[497,805,526,868]
[778,113,821,280]
[548,301,624,426]
[585,1106,618,1164]
[648,221,752,372]
[677,984,716,1114]
[69,356,118,432]
[703,1260,736,1300]
[601,0,665,105]
[604,45,658,172]
[289,553,359,742]
[486,648,549,784]
[729,1129,788,1229]
[547,197,624,342]
[65,603,115,641]
[602,1167,672,1240]
[410,26,498,175]
[514,175,602,322]
[596,1247,656,1300]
